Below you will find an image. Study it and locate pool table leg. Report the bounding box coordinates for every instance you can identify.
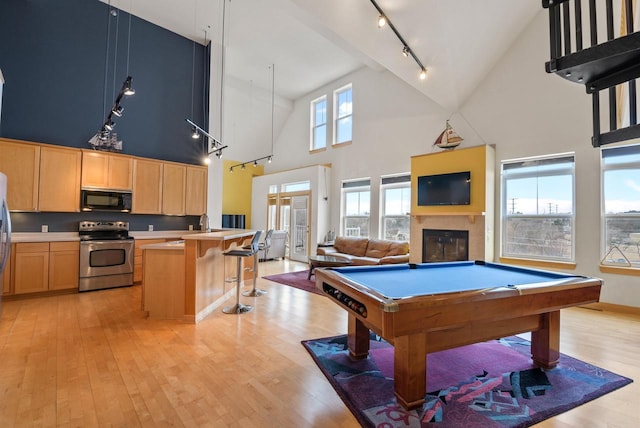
[394,333,427,410]
[531,310,561,369]
[347,315,370,359]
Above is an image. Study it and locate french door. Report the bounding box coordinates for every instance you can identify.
[267,191,310,262]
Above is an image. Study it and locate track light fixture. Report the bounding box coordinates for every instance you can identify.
[370,0,428,81]
[123,76,135,95]
[111,105,124,117]
[228,155,274,173]
[185,118,227,161]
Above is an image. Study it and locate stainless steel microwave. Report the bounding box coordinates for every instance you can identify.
[81,190,132,212]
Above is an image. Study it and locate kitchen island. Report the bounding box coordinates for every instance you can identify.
[142,229,257,322]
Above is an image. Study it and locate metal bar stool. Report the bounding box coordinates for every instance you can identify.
[243,229,272,297]
[222,230,262,314]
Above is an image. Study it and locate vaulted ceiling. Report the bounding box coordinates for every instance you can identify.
[105,0,542,112]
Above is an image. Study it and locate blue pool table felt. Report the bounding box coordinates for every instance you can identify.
[329,261,581,299]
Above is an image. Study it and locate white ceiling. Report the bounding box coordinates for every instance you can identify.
[104,0,541,111]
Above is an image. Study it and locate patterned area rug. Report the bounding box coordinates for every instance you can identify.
[262,270,322,295]
[302,335,633,428]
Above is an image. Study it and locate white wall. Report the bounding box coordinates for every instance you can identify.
[266,66,487,238]
[251,165,330,250]
[457,10,639,307]
[243,9,639,308]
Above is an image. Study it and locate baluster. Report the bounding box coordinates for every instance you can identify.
[563,2,571,55]
[589,0,597,46]
[575,0,583,51]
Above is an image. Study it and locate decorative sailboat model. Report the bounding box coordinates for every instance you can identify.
[433,120,463,149]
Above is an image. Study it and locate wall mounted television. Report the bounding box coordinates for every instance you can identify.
[417,171,471,206]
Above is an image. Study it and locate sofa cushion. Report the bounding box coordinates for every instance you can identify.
[365,239,392,259]
[386,240,410,256]
[334,236,369,257]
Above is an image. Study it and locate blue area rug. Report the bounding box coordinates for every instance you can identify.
[302,335,632,427]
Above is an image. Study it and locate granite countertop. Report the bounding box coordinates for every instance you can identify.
[11,230,204,243]
[181,229,256,241]
[140,240,185,250]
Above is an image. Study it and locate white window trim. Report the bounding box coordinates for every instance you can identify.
[379,174,411,240]
[333,84,352,146]
[500,153,576,262]
[341,179,371,238]
[310,95,327,151]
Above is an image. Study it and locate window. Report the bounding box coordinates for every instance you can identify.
[501,154,575,261]
[380,174,411,241]
[601,144,640,267]
[282,181,310,192]
[334,84,352,145]
[342,179,370,238]
[310,96,327,150]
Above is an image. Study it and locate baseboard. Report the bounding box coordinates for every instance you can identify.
[581,302,640,315]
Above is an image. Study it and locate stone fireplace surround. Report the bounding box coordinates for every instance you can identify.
[409,215,489,264]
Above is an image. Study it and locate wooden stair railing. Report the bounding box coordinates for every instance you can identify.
[543,0,640,147]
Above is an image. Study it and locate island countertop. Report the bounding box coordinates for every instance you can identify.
[181,229,256,241]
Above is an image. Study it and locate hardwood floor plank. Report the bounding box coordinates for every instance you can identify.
[0,260,638,427]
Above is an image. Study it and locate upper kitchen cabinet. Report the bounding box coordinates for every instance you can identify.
[0,138,40,211]
[81,150,133,190]
[38,146,82,212]
[132,158,163,214]
[162,162,186,216]
[186,165,207,215]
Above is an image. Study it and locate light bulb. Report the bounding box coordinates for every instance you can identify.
[191,128,199,139]
[419,68,427,80]
[377,15,386,28]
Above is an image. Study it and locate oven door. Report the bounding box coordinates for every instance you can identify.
[79,240,134,278]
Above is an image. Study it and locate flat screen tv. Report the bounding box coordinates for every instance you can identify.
[417,171,471,206]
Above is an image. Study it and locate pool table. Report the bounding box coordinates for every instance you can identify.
[314,260,602,410]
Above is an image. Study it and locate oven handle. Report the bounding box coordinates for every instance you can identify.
[80,240,134,246]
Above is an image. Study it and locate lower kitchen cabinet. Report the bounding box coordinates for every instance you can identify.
[12,241,79,295]
[48,242,79,291]
[134,239,169,283]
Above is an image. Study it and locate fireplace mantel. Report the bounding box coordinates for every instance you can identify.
[412,212,485,224]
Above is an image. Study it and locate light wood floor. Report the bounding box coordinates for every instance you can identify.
[0,259,638,427]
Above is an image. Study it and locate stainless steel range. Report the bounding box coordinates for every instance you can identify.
[79,221,134,292]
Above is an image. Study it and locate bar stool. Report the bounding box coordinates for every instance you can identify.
[222,230,262,314]
[242,230,271,297]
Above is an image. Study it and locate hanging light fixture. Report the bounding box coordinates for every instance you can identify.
[89,2,135,152]
[228,64,276,173]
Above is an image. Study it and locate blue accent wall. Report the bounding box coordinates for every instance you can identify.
[0,0,210,164]
[0,0,211,232]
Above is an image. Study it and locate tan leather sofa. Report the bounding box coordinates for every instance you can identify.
[316,236,410,265]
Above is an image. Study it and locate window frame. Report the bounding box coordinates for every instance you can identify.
[341,178,371,238]
[310,95,327,151]
[333,84,352,146]
[600,144,640,267]
[500,153,576,262]
[379,174,411,241]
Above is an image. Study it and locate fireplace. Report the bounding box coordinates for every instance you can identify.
[423,229,469,263]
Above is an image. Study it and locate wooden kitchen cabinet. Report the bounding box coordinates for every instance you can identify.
[48,241,79,291]
[12,241,79,295]
[162,162,186,215]
[132,158,163,214]
[14,243,50,294]
[134,238,168,283]
[186,165,207,215]
[0,138,40,211]
[81,150,133,190]
[38,146,82,212]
